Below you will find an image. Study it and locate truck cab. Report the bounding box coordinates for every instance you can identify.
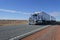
[29,13,42,25]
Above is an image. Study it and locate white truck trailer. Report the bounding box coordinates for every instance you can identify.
[29,11,56,25]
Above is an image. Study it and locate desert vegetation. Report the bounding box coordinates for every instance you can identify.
[0,20,27,26]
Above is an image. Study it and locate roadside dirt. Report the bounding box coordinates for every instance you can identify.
[54,25,60,40]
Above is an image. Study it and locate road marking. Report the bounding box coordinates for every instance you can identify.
[9,25,50,40]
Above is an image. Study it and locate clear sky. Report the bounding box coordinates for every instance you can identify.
[0,0,60,21]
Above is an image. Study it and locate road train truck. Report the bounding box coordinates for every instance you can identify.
[29,11,56,25]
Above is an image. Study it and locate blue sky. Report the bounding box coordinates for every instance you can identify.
[0,0,60,21]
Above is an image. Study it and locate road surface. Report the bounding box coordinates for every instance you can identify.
[0,24,45,40]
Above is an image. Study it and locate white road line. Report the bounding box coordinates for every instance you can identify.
[9,25,50,40]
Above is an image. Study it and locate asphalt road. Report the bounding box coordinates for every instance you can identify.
[0,24,45,40]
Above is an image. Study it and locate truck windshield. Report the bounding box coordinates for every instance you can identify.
[32,14,37,19]
[32,14,37,17]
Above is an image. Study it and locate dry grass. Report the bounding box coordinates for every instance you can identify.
[0,20,27,26]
